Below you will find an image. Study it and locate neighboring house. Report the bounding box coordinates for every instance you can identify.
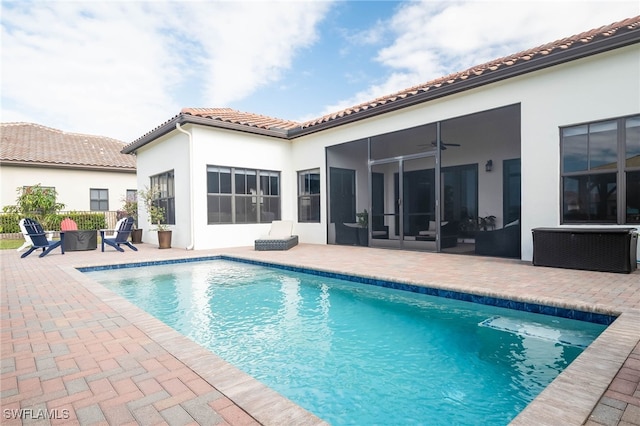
[0,123,137,214]
[123,16,640,261]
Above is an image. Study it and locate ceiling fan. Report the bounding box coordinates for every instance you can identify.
[417,140,462,150]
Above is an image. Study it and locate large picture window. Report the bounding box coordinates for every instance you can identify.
[561,115,640,224]
[207,166,280,224]
[149,170,175,224]
[298,169,320,222]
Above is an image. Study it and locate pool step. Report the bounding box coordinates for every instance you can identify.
[478,316,594,348]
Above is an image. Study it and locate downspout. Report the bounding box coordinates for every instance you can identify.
[176,123,195,250]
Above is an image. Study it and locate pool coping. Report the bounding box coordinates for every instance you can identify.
[67,253,640,425]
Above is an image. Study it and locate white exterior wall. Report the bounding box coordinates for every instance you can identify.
[290,44,639,260]
[190,125,293,249]
[134,44,639,259]
[136,131,192,248]
[135,124,293,249]
[0,165,136,211]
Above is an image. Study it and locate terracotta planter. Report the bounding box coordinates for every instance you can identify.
[157,230,172,249]
[131,229,143,244]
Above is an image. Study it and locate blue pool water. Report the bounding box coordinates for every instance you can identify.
[85,259,607,425]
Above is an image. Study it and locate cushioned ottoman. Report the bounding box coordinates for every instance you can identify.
[255,235,299,251]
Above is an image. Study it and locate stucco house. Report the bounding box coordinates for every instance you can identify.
[123,16,640,262]
[0,123,137,215]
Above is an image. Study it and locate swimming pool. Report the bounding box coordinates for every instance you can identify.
[85,258,608,425]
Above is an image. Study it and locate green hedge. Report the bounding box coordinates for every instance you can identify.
[0,212,108,233]
[0,213,21,233]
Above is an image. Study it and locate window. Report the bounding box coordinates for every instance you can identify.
[207,166,232,223]
[207,166,280,224]
[149,171,175,224]
[90,188,109,211]
[125,189,137,201]
[561,115,640,224]
[298,169,320,222]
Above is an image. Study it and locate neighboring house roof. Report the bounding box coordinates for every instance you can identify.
[0,122,136,172]
[124,15,640,154]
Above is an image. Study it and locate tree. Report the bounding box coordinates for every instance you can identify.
[3,184,65,227]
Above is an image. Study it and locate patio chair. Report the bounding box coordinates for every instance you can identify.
[16,218,54,253]
[255,220,298,251]
[415,221,459,248]
[100,217,138,252]
[60,217,78,231]
[19,218,64,258]
[475,220,521,258]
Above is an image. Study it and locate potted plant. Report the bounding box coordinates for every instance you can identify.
[121,197,142,244]
[355,209,369,246]
[478,215,497,231]
[138,185,172,249]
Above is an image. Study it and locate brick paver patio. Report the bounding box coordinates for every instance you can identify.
[1,243,639,425]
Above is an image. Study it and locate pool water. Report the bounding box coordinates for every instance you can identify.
[86,260,606,425]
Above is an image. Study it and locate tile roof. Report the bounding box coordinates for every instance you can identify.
[300,15,640,129]
[181,107,300,130]
[0,122,136,170]
[124,15,639,151]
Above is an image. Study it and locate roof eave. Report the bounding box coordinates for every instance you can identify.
[122,24,639,149]
[288,28,640,138]
[122,113,293,154]
[0,159,136,173]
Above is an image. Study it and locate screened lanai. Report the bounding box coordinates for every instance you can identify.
[326,103,522,257]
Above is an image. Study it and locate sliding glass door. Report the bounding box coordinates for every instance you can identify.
[370,160,400,249]
[369,154,437,250]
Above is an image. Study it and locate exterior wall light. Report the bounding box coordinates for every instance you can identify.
[485,160,493,172]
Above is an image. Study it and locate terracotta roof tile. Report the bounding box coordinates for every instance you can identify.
[0,122,136,170]
[300,15,640,129]
[181,107,301,130]
[126,15,639,150]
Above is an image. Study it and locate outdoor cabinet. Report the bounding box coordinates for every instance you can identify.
[532,227,638,273]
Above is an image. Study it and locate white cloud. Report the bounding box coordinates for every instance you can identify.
[379,0,640,76]
[0,1,332,141]
[187,1,332,106]
[1,0,637,139]
[315,0,639,118]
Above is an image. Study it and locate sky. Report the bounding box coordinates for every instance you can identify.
[1,1,638,143]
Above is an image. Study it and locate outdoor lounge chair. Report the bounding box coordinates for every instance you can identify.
[475,220,521,258]
[415,221,459,248]
[19,218,64,258]
[255,220,298,251]
[16,218,54,253]
[100,217,138,252]
[60,217,78,231]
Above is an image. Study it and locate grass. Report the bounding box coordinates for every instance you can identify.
[0,239,24,250]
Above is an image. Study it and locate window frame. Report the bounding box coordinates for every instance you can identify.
[298,168,321,223]
[560,114,640,224]
[206,165,281,224]
[125,189,137,202]
[90,188,109,211]
[149,170,175,225]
